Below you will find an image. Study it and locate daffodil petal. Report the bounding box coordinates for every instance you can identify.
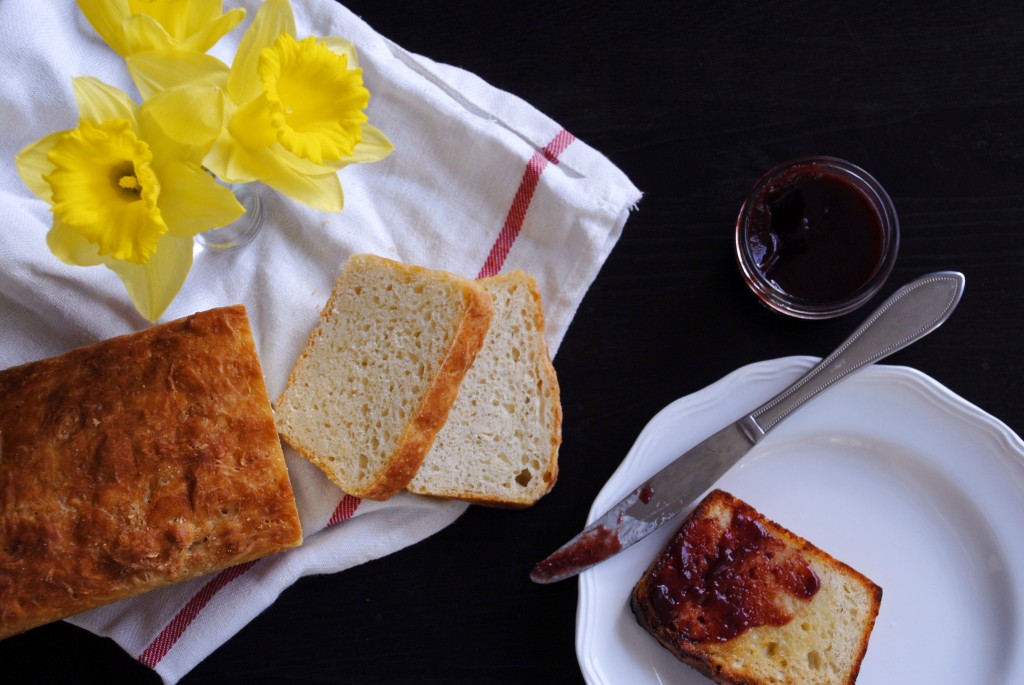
[106,233,193,321]
[15,130,66,203]
[46,218,106,267]
[321,36,359,68]
[139,80,224,165]
[180,7,245,53]
[128,50,229,99]
[73,77,138,129]
[123,13,174,53]
[252,145,343,212]
[229,0,295,104]
[181,0,224,30]
[127,0,188,39]
[339,123,394,166]
[218,102,340,180]
[78,0,130,56]
[157,161,244,237]
[266,168,343,213]
[227,93,279,151]
[268,144,333,175]
[82,0,241,59]
[203,127,264,184]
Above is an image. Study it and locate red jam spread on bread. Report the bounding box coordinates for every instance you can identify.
[648,500,820,642]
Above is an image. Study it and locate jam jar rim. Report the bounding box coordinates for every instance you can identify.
[734,155,900,320]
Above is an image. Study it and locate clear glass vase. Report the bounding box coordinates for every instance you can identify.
[195,183,264,251]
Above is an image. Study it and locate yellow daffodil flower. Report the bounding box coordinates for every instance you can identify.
[190,0,394,212]
[78,0,245,57]
[15,76,244,321]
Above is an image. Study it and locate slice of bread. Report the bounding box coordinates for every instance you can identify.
[407,271,562,507]
[274,254,493,501]
[631,489,881,685]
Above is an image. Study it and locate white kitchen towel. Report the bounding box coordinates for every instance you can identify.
[0,0,641,682]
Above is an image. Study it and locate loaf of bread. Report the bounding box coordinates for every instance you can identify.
[407,271,561,507]
[0,305,303,640]
[274,254,494,500]
[631,489,881,685]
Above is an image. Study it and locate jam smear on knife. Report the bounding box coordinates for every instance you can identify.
[531,526,621,582]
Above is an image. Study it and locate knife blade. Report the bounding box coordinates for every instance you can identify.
[530,271,965,584]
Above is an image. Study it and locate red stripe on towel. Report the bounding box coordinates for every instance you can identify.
[138,561,256,668]
[328,493,362,527]
[138,494,361,668]
[478,129,576,278]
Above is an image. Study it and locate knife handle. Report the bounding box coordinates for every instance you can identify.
[747,271,965,435]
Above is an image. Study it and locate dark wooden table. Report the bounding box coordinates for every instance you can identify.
[5,1,1023,683]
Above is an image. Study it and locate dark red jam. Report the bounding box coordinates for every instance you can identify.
[646,501,819,643]
[744,165,885,303]
[530,525,621,583]
[639,484,655,504]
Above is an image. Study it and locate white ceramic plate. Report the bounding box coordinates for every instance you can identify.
[577,356,1024,685]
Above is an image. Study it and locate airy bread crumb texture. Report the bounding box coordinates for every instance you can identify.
[274,254,493,500]
[709,566,878,684]
[407,271,562,507]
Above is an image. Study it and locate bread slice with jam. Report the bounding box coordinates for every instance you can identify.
[631,489,882,685]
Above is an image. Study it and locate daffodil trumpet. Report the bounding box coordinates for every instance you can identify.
[131,0,393,212]
[15,76,245,322]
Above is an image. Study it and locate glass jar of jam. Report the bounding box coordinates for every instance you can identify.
[735,156,899,319]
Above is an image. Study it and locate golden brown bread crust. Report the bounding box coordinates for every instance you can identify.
[522,274,562,503]
[0,306,302,640]
[476,273,562,508]
[362,274,494,500]
[414,272,562,509]
[631,490,881,685]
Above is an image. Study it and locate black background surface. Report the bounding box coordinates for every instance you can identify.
[4,1,1023,683]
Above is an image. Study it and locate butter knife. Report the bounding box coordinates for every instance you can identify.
[530,271,965,584]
